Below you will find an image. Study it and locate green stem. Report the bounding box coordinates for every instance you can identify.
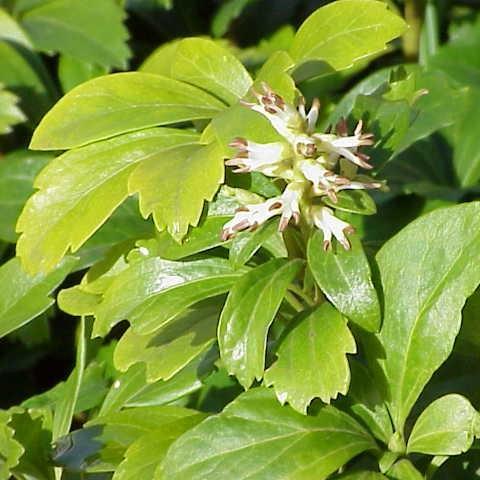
[288,284,316,307]
[284,291,304,312]
[403,0,426,61]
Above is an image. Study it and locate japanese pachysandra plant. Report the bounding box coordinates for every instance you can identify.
[2,0,480,479]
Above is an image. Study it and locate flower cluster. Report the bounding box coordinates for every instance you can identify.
[221,83,384,250]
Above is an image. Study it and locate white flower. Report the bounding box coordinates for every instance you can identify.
[311,206,355,251]
[221,185,303,240]
[278,183,302,231]
[225,138,291,178]
[314,120,374,169]
[242,83,320,144]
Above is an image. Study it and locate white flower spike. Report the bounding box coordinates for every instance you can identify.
[222,84,384,250]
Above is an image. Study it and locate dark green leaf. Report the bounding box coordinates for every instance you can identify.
[308,233,381,332]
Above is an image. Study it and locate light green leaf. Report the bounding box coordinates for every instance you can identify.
[0,85,25,133]
[114,417,202,480]
[53,317,87,441]
[93,256,243,337]
[254,50,296,104]
[58,55,108,93]
[114,303,218,382]
[290,0,407,71]
[0,7,32,47]
[453,88,480,187]
[229,219,277,268]
[0,256,76,339]
[307,233,381,332]
[211,0,258,37]
[265,303,356,413]
[160,388,376,480]
[20,0,130,68]
[321,191,377,216]
[55,406,204,473]
[377,202,480,432]
[139,39,181,77]
[0,411,23,480]
[154,215,230,260]
[337,472,388,479]
[386,459,423,480]
[218,258,303,388]
[30,73,225,150]
[407,394,479,455]
[0,150,51,243]
[170,38,252,106]
[129,141,225,240]
[0,40,56,124]
[52,318,87,480]
[17,128,198,274]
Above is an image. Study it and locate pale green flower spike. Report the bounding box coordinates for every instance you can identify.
[222,83,384,250]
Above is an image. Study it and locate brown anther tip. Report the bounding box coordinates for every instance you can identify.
[235,206,249,213]
[229,137,247,148]
[233,220,250,232]
[269,201,283,211]
[327,190,338,203]
[345,226,356,235]
[249,222,259,232]
[323,240,331,251]
[278,217,289,232]
[265,106,277,114]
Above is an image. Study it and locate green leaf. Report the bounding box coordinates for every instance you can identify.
[0,85,25,133]
[0,7,32,47]
[114,303,218,382]
[0,150,51,243]
[229,219,277,268]
[30,73,225,150]
[386,459,423,480]
[154,215,230,260]
[307,233,381,332]
[17,128,198,274]
[393,70,467,157]
[322,191,377,216]
[160,388,376,479]
[52,318,87,443]
[170,38,252,106]
[0,411,23,480]
[337,472,388,479]
[20,0,130,68]
[254,50,296,104]
[93,256,243,337]
[264,303,356,413]
[9,409,54,480]
[339,360,393,444]
[114,416,203,480]
[407,394,479,455]
[218,258,303,388]
[0,256,76,339]
[211,0,258,37]
[377,202,480,432]
[55,406,204,473]
[129,141,225,240]
[0,40,56,124]
[58,55,108,93]
[290,0,407,71]
[453,88,480,187]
